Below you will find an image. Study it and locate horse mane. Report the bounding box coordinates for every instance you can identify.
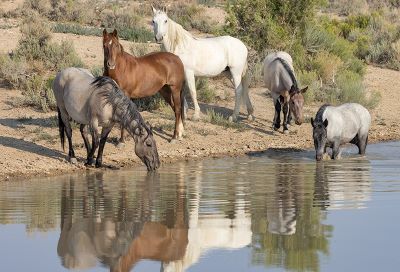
[275,57,298,90]
[164,16,193,52]
[315,104,331,123]
[91,76,152,136]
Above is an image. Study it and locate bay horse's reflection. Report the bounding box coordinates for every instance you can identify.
[57,172,188,272]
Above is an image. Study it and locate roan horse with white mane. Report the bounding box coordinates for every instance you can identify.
[151,7,254,122]
[264,51,308,134]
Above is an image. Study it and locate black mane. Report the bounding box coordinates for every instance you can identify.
[275,57,298,90]
[315,104,330,123]
[91,76,152,136]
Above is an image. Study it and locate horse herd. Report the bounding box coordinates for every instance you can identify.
[52,7,372,171]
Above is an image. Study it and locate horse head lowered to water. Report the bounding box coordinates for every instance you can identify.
[52,67,160,170]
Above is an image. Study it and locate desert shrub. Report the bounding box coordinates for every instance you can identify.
[130,43,152,57]
[90,66,103,77]
[133,94,166,112]
[167,3,216,33]
[18,74,56,112]
[47,0,96,24]
[4,12,83,112]
[297,70,320,102]
[312,51,343,84]
[0,55,27,88]
[196,78,216,103]
[52,23,154,43]
[23,0,50,15]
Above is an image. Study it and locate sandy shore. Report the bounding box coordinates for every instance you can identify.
[1,65,399,181]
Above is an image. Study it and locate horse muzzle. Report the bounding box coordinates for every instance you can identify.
[107,61,116,70]
[155,36,163,43]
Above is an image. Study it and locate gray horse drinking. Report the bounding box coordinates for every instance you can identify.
[311,103,371,161]
[52,67,160,170]
[264,51,308,134]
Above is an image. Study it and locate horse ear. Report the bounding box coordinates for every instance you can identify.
[103,28,108,38]
[323,119,329,128]
[301,86,308,93]
[311,117,315,128]
[151,5,157,14]
[112,29,118,38]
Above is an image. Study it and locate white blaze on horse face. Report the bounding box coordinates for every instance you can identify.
[152,12,169,42]
[109,40,112,45]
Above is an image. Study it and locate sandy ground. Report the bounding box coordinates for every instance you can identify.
[0,10,399,180]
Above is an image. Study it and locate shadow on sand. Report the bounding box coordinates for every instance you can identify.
[0,136,66,161]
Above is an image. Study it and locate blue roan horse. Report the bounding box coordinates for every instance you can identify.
[311,103,371,161]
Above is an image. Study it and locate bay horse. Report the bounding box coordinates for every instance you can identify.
[311,103,371,161]
[263,51,308,134]
[52,67,160,170]
[103,29,185,143]
[151,7,254,122]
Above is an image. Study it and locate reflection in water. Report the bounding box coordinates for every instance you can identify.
[0,146,377,272]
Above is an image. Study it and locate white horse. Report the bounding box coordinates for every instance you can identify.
[151,7,254,122]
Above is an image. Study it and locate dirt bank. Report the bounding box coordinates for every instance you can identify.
[1,65,399,181]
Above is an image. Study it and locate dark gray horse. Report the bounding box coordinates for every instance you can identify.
[311,103,371,161]
[52,67,160,170]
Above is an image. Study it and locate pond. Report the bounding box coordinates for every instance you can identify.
[0,142,400,271]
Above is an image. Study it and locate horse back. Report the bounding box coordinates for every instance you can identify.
[108,51,184,98]
[263,53,294,97]
[325,103,371,143]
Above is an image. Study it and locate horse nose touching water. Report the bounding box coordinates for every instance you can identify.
[52,67,160,171]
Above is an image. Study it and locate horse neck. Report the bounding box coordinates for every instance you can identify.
[114,104,142,136]
[163,19,193,53]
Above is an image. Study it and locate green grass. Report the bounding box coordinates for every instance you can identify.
[205,109,245,130]
[52,23,154,42]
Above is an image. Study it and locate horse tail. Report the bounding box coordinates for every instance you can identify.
[180,81,186,126]
[57,107,65,151]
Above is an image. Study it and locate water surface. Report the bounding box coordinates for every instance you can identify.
[0,142,400,271]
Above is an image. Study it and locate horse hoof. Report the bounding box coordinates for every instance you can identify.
[273,126,279,131]
[283,129,289,135]
[117,142,126,149]
[247,114,255,122]
[69,157,78,164]
[170,138,177,144]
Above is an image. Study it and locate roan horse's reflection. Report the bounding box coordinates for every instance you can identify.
[57,172,188,272]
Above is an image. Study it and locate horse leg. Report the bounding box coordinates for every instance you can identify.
[60,113,77,164]
[159,85,173,108]
[241,74,254,121]
[287,107,292,126]
[331,140,340,160]
[80,124,92,162]
[185,69,200,121]
[170,85,184,141]
[273,98,281,131]
[118,127,127,148]
[229,69,244,122]
[95,126,113,168]
[87,120,100,166]
[282,101,289,134]
[358,134,368,155]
